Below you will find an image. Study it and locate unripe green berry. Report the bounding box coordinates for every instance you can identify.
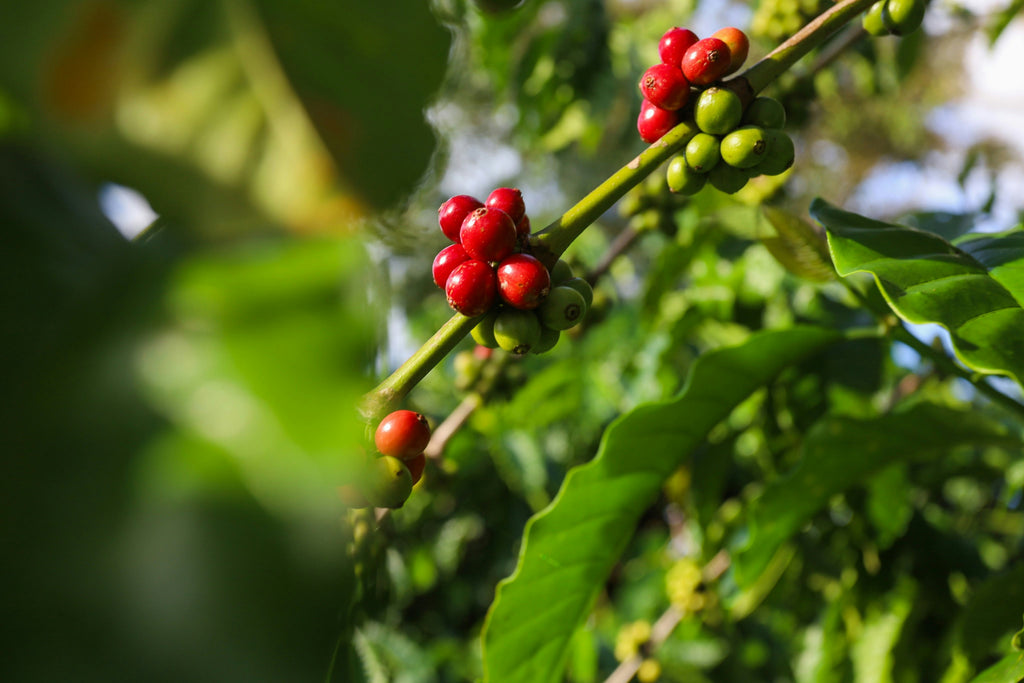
[694,87,743,136]
[549,259,575,284]
[743,97,787,129]
[538,285,587,330]
[720,126,769,169]
[708,163,749,194]
[561,277,594,309]
[471,309,500,348]
[863,0,889,36]
[753,129,796,176]
[685,133,722,174]
[666,154,708,195]
[531,325,561,354]
[493,308,542,354]
[883,0,925,35]
[366,455,413,509]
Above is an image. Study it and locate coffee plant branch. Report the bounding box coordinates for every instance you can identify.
[360,0,882,421]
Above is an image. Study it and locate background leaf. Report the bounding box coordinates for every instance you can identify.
[481,326,841,683]
[812,198,1024,385]
[733,403,1015,587]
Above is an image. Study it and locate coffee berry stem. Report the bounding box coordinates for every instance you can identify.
[361,312,481,421]
[739,0,878,94]
[361,1,880,420]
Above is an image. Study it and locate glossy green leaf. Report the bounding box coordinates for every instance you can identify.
[734,403,1015,587]
[481,326,841,683]
[967,651,1024,683]
[812,198,1024,385]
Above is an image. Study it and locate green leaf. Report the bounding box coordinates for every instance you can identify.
[987,0,1024,46]
[966,651,1024,683]
[733,403,1014,587]
[481,326,841,683]
[956,566,1024,661]
[811,198,1024,385]
[1014,615,1024,652]
[851,579,916,683]
[760,206,836,282]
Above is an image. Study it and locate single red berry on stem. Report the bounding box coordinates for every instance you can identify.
[432,243,470,289]
[637,99,680,144]
[375,410,431,461]
[438,195,483,242]
[681,37,732,86]
[485,187,526,225]
[639,63,690,111]
[496,253,551,310]
[460,207,517,262]
[658,27,699,68]
[445,259,498,316]
[711,27,750,75]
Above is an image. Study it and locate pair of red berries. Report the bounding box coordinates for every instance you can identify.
[433,188,552,317]
[637,26,750,144]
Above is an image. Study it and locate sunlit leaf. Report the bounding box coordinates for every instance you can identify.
[760,206,835,282]
[733,403,1015,587]
[481,326,841,683]
[966,651,1024,683]
[812,198,1024,385]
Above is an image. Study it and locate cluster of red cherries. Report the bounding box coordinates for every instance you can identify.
[433,188,591,355]
[637,26,750,144]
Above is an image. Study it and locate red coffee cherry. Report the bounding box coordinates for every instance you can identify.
[681,37,732,86]
[496,253,551,310]
[485,187,526,225]
[515,214,531,241]
[639,63,690,111]
[658,27,699,68]
[432,243,470,289]
[375,409,431,460]
[445,259,498,316]
[438,194,483,242]
[460,207,517,262]
[405,452,426,485]
[711,27,749,76]
[637,99,680,144]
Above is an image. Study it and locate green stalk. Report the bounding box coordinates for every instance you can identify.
[740,0,877,94]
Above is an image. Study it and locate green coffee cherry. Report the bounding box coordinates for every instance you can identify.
[863,0,889,36]
[471,309,500,348]
[743,97,786,129]
[753,129,795,176]
[549,259,574,285]
[720,126,768,169]
[538,285,587,330]
[493,308,541,354]
[685,133,722,173]
[365,455,413,509]
[708,163,749,194]
[883,0,925,35]
[531,325,561,354]
[560,277,594,309]
[666,155,707,195]
[694,87,743,135]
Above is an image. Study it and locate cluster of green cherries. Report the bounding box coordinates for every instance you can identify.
[862,0,926,36]
[664,91,795,195]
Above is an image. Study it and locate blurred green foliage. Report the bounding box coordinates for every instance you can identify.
[3,1,1024,683]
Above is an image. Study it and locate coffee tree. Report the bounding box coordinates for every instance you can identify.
[2,1,1023,682]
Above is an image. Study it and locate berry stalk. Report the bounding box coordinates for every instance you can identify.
[739,0,878,94]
